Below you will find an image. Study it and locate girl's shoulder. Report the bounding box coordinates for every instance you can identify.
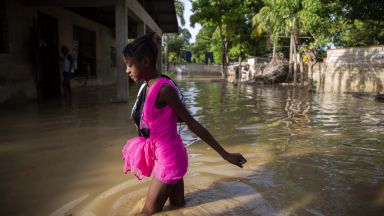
[157,80,185,105]
[153,77,178,99]
[158,82,177,99]
[158,75,184,102]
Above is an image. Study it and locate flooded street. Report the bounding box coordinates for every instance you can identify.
[1,75,383,216]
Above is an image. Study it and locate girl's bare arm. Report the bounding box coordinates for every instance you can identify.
[158,85,247,168]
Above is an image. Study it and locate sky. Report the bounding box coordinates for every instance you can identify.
[181,0,202,43]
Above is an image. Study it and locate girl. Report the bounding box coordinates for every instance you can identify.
[121,33,247,215]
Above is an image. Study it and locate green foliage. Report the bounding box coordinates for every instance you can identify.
[188,0,383,65]
[164,1,191,64]
[251,0,383,61]
[252,0,330,47]
[336,19,384,47]
[174,0,186,26]
[298,0,332,46]
[191,0,266,64]
[165,28,192,63]
[191,0,246,66]
[191,26,215,63]
[327,0,384,47]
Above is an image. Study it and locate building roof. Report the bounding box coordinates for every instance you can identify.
[138,0,179,33]
[22,0,179,34]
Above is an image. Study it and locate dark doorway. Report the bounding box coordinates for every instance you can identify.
[37,12,60,99]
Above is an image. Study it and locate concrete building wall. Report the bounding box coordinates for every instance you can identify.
[0,0,116,103]
[38,6,117,87]
[0,0,37,103]
[313,46,384,93]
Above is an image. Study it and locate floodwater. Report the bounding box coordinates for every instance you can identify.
[1,75,383,216]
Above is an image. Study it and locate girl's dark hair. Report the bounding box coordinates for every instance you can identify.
[61,46,69,53]
[123,32,157,65]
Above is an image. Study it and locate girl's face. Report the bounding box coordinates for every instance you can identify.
[124,56,143,82]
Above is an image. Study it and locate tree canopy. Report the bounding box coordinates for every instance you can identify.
[188,0,383,67]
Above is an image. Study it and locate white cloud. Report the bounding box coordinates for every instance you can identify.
[181,0,202,43]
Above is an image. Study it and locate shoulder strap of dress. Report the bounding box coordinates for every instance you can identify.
[143,78,175,120]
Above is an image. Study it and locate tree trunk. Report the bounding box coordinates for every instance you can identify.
[292,17,297,86]
[300,57,304,86]
[223,40,229,78]
[225,40,229,64]
[318,63,322,91]
[272,42,276,60]
[218,24,227,78]
[293,39,297,86]
[289,33,293,82]
[308,63,314,91]
[221,40,227,78]
[238,52,242,80]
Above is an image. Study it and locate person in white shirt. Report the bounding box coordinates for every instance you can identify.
[60,46,74,103]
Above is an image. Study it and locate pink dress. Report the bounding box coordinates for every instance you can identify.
[122,78,188,184]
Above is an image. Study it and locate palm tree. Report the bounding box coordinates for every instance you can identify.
[251,4,279,59]
[252,0,303,85]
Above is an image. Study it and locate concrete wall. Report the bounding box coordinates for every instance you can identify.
[169,63,221,75]
[0,0,37,103]
[0,0,116,103]
[326,46,384,65]
[38,6,116,87]
[313,46,384,93]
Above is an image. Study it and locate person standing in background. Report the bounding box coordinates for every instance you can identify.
[60,46,74,103]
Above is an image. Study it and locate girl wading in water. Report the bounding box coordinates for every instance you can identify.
[121,33,247,215]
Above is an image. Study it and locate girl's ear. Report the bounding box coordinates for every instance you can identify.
[142,56,151,67]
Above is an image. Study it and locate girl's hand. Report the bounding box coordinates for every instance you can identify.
[224,153,247,168]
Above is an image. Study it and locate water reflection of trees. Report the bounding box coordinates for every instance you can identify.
[188,79,384,215]
[180,81,317,145]
[179,79,383,193]
[283,87,312,133]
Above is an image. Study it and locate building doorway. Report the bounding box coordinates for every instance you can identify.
[37,12,60,99]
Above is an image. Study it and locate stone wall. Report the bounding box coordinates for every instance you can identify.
[313,46,384,93]
[169,63,221,75]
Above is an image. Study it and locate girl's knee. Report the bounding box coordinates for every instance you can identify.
[142,177,173,214]
[142,196,165,214]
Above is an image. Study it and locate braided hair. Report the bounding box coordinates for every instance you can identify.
[122,32,157,65]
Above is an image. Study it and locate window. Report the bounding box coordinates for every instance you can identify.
[73,25,96,77]
[0,1,10,53]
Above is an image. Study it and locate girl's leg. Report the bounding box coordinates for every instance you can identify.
[141,177,174,215]
[169,179,185,207]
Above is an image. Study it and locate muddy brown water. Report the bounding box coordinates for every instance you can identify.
[0,75,383,216]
